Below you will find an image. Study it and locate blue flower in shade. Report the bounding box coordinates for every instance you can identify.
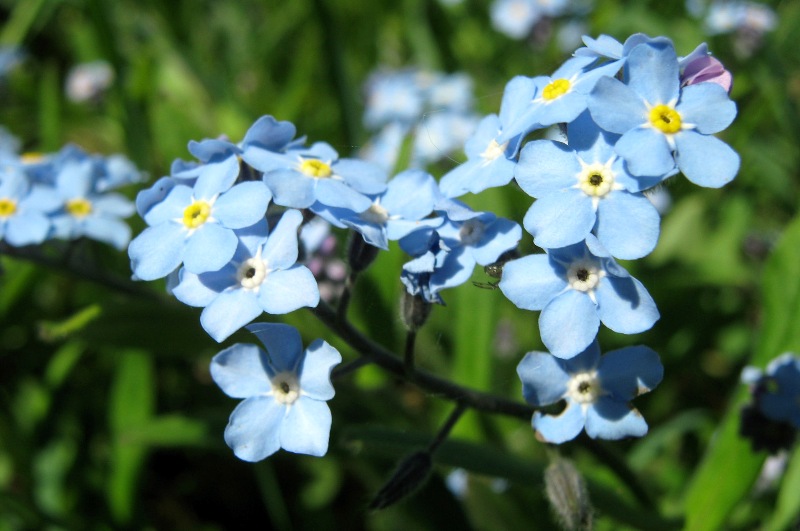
[210,322,341,461]
[514,111,662,259]
[310,169,443,250]
[496,55,622,144]
[742,353,800,428]
[0,167,60,246]
[243,141,387,212]
[517,340,663,443]
[499,236,659,359]
[49,159,136,250]
[588,40,739,187]
[400,231,448,305]
[172,210,320,342]
[490,0,569,40]
[128,163,271,280]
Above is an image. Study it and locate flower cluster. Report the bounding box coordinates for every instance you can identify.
[435,33,738,442]
[0,140,139,250]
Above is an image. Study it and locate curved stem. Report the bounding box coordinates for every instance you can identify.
[404,331,416,375]
[310,301,534,420]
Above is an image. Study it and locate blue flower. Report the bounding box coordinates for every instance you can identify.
[490,0,569,40]
[172,210,320,342]
[499,236,659,359]
[514,111,662,259]
[128,163,271,280]
[210,322,341,461]
[244,141,387,212]
[497,55,622,143]
[742,353,800,428]
[49,159,136,250]
[517,340,663,443]
[588,40,739,187]
[400,231,448,305]
[311,169,443,250]
[0,167,60,246]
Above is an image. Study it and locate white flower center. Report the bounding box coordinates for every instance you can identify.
[566,259,602,293]
[237,256,267,289]
[480,139,508,162]
[459,219,486,246]
[577,160,615,198]
[566,371,603,404]
[271,372,300,405]
[360,202,390,225]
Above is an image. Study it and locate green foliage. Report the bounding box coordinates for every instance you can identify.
[1,0,799,529]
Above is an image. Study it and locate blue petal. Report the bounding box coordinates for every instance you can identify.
[595,192,660,260]
[55,160,93,197]
[263,209,303,270]
[515,140,580,197]
[595,275,659,334]
[128,222,187,280]
[333,158,388,195]
[5,213,51,246]
[517,351,570,406]
[499,76,536,130]
[615,127,675,177]
[382,170,440,220]
[430,247,475,292]
[201,289,263,342]
[598,346,663,400]
[143,184,192,226]
[314,179,372,211]
[242,115,297,151]
[264,169,316,208]
[588,77,647,134]
[214,181,271,229]
[524,191,594,249]
[298,339,341,400]
[674,131,739,188]
[258,267,320,314]
[677,83,737,134]
[247,322,303,374]
[93,194,135,217]
[540,290,599,359]
[224,396,283,461]
[193,157,239,199]
[533,402,586,444]
[210,343,273,398]
[183,223,237,274]
[499,255,566,311]
[471,217,521,265]
[172,267,228,307]
[585,399,647,440]
[280,397,332,456]
[625,41,679,105]
[82,216,131,250]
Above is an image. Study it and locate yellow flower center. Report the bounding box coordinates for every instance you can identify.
[66,198,93,218]
[20,152,44,164]
[299,159,332,178]
[542,78,570,101]
[649,104,682,134]
[182,200,211,229]
[0,198,17,218]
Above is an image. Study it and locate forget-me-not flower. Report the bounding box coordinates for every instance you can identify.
[514,111,662,259]
[588,40,739,187]
[0,167,60,246]
[517,340,663,443]
[742,353,800,428]
[172,209,320,342]
[210,322,341,461]
[499,236,659,359]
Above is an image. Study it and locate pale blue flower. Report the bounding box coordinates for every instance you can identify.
[743,353,800,428]
[210,322,341,461]
[0,167,60,246]
[517,340,663,443]
[499,236,659,359]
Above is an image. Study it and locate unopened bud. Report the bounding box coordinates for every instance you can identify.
[401,291,432,332]
[369,451,432,510]
[347,233,380,273]
[544,458,593,531]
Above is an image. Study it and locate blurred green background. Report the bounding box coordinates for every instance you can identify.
[1,0,800,529]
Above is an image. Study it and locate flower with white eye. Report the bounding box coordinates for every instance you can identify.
[210,322,341,461]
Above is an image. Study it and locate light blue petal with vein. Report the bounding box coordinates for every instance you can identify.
[193,158,239,199]
[499,254,566,311]
[263,209,302,270]
[214,181,270,229]
[615,127,675,177]
[143,184,191,226]
[299,339,341,401]
[128,222,187,280]
[258,267,319,314]
[314,178,372,211]
[334,158,388,194]
[540,290,599,359]
[515,140,581,197]
[93,193,135,217]
[224,396,283,461]
[595,275,659,334]
[595,192,660,260]
[625,41,679,105]
[247,322,304,374]
[524,191,594,249]
[382,170,440,220]
[280,398,331,456]
[183,222,237,274]
[585,398,647,439]
[242,115,297,151]
[677,83,737,134]
[264,169,316,208]
[82,216,131,250]
[211,344,273,398]
[588,77,647,133]
[201,289,264,342]
[598,346,663,399]
[674,131,739,188]
[517,351,570,406]
[172,267,229,307]
[533,402,586,443]
[5,212,50,246]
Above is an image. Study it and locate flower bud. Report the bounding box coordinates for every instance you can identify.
[400,291,432,332]
[347,233,380,273]
[544,458,593,531]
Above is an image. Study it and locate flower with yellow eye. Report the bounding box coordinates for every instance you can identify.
[589,40,739,188]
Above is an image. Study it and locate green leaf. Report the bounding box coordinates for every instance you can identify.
[123,415,209,447]
[684,214,800,531]
[765,445,800,531]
